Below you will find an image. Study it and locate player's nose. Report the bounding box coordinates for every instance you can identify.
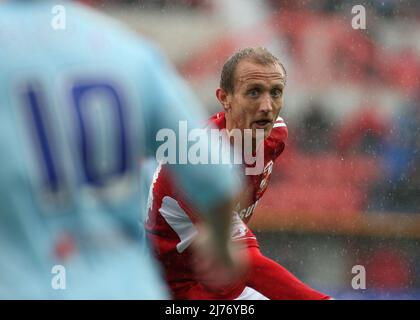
[258,94,273,113]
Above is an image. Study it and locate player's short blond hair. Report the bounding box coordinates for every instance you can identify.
[220,47,287,94]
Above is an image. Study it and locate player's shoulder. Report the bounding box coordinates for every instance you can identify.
[264,116,288,159]
[268,116,288,143]
[208,112,226,129]
[70,2,162,61]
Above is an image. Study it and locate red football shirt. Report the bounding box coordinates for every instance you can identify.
[145,112,288,299]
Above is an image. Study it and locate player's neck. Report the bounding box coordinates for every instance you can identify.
[225,117,264,154]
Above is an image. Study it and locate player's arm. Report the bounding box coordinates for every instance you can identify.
[246,246,331,300]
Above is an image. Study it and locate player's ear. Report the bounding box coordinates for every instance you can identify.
[216,88,231,112]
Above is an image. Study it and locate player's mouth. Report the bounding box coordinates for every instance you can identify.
[253,119,273,129]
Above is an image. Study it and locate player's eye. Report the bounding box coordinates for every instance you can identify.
[247,88,260,97]
[271,88,283,98]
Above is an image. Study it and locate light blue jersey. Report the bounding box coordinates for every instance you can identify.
[0,1,237,299]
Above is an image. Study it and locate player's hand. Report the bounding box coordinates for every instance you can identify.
[191,224,249,291]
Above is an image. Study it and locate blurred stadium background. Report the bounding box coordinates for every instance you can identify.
[80,0,420,299]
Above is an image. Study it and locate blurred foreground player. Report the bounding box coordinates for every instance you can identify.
[0,0,240,299]
[146,48,331,300]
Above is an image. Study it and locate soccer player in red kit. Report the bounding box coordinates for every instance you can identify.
[146,48,331,300]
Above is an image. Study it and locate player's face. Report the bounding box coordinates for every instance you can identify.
[223,60,285,139]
